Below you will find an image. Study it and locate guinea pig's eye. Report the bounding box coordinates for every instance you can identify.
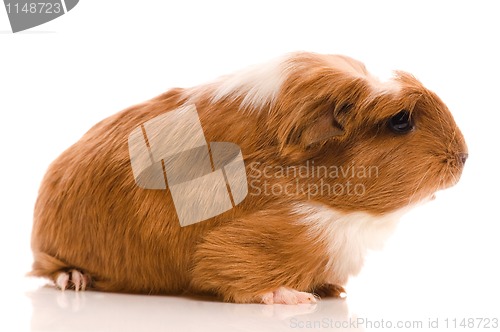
[388,110,414,134]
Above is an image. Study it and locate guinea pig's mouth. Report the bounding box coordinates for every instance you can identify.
[421,168,461,204]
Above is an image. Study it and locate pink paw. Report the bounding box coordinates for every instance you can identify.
[55,270,91,291]
[261,287,317,305]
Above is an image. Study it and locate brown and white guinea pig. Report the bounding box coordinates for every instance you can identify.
[30,52,467,304]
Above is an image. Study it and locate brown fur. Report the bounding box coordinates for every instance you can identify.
[30,52,467,302]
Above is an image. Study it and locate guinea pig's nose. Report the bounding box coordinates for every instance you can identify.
[458,152,468,166]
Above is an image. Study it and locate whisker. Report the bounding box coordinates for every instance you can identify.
[448,164,458,185]
[408,160,433,206]
[446,130,457,153]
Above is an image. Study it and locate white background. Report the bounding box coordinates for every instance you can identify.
[1,1,499,331]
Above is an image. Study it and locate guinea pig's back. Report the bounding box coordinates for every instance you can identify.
[30,88,203,294]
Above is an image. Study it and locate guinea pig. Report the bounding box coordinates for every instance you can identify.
[30,52,468,304]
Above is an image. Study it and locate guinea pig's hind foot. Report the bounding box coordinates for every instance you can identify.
[55,269,91,291]
[261,287,318,305]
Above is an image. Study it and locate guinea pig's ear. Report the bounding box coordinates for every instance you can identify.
[299,102,351,146]
[274,55,374,151]
[297,78,369,147]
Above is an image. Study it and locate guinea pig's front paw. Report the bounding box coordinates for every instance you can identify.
[261,287,318,305]
[313,284,347,299]
[55,269,91,291]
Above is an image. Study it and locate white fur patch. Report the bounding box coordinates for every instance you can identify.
[294,202,410,284]
[211,54,292,111]
[185,54,292,111]
[324,54,401,96]
[368,75,402,97]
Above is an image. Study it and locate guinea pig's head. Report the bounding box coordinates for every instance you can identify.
[270,53,467,214]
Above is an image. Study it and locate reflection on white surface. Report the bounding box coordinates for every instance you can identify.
[28,286,359,332]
